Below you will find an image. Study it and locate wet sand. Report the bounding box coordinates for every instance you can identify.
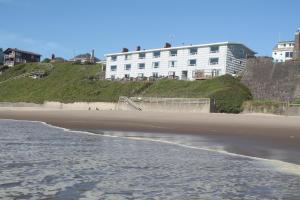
[0,110,300,164]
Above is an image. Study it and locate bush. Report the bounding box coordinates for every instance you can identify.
[210,87,252,113]
[83,61,94,65]
[42,58,51,63]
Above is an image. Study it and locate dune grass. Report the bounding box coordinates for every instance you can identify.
[0,62,252,113]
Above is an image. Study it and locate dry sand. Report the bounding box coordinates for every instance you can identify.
[1,110,300,164]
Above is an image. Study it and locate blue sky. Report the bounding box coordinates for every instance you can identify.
[0,0,299,59]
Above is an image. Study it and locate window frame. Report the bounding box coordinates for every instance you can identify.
[168,60,177,67]
[189,48,198,55]
[210,46,220,53]
[169,50,178,57]
[139,53,146,59]
[124,64,131,71]
[124,54,131,60]
[209,58,219,65]
[188,59,197,66]
[111,55,117,61]
[110,65,117,71]
[153,51,161,58]
[152,61,160,68]
[138,63,146,69]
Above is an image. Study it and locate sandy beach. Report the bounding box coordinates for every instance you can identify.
[1,110,300,164]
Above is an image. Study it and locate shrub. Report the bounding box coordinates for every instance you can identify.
[42,58,51,63]
[210,87,252,113]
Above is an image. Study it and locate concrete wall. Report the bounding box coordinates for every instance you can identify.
[117,98,211,113]
[0,101,116,111]
[294,32,300,59]
[242,57,300,101]
[285,106,300,116]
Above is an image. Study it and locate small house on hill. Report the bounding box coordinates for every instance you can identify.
[4,48,41,67]
[70,50,99,64]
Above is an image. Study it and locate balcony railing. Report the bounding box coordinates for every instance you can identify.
[4,54,14,59]
[4,61,14,67]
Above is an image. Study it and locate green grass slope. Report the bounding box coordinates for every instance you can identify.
[0,63,252,113]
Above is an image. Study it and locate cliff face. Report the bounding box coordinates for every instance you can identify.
[241,57,300,102]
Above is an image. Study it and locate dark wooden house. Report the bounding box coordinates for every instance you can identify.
[3,48,41,67]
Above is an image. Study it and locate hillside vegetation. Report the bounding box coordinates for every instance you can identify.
[0,62,252,113]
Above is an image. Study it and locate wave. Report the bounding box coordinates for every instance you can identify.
[1,118,300,176]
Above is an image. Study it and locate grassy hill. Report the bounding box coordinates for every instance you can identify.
[0,62,252,113]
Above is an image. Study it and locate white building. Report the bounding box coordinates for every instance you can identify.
[105,42,255,80]
[272,41,294,63]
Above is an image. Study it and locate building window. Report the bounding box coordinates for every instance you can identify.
[124,74,130,79]
[188,59,197,66]
[138,73,144,77]
[153,51,160,58]
[125,54,131,60]
[286,52,293,58]
[168,71,176,77]
[211,69,220,77]
[285,52,289,58]
[138,63,145,69]
[111,56,117,61]
[139,53,146,59]
[189,48,198,55]
[170,50,177,57]
[152,72,159,78]
[209,58,219,65]
[110,65,117,71]
[124,64,131,71]
[210,46,219,53]
[274,52,277,55]
[152,62,160,68]
[169,60,177,67]
[110,75,115,80]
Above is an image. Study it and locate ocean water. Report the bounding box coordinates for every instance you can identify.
[0,120,300,200]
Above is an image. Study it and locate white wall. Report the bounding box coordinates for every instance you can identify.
[105,42,254,80]
[272,42,294,63]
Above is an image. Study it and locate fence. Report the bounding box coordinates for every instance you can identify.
[116,96,210,113]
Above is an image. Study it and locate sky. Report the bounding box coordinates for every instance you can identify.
[0,0,299,60]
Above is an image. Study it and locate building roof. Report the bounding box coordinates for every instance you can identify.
[277,40,295,44]
[105,41,256,56]
[3,48,41,56]
[74,53,92,59]
[71,53,100,62]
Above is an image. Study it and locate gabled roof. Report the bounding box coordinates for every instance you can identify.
[74,53,91,59]
[277,40,294,44]
[4,48,41,56]
[71,53,100,62]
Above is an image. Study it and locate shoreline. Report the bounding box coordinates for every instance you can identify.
[1,110,300,165]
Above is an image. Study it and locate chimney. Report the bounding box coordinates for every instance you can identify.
[122,48,129,53]
[293,29,300,60]
[164,42,172,48]
[136,46,141,51]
